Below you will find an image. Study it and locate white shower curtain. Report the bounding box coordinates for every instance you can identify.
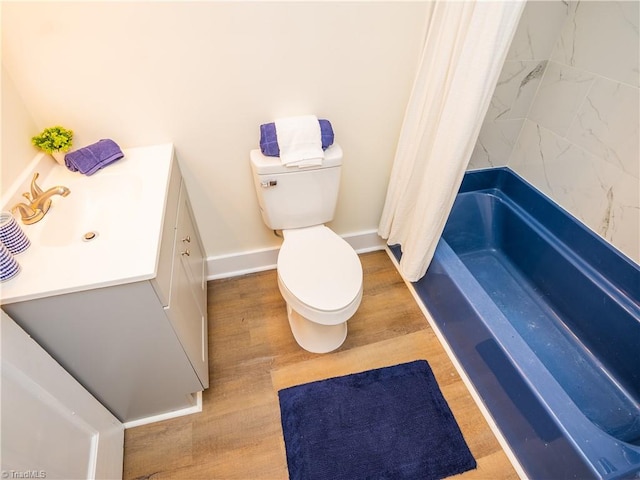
[378,0,525,282]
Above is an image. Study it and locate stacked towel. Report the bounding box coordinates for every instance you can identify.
[260,119,334,157]
[65,139,124,175]
[262,115,325,167]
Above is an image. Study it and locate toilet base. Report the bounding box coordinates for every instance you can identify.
[286,304,347,354]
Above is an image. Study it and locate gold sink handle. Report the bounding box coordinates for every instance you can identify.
[11,203,44,225]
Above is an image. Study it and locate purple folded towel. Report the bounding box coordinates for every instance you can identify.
[260,119,334,157]
[65,139,124,175]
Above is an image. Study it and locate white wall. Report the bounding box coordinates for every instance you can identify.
[1,65,39,194]
[469,1,639,263]
[1,2,427,262]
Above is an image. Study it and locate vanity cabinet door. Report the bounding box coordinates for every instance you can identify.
[151,158,182,307]
[165,262,208,388]
[178,194,207,317]
[165,185,209,389]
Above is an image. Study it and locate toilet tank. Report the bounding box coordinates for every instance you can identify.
[250,144,343,230]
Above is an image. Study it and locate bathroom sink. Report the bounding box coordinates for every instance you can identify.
[0,144,175,303]
[38,174,142,247]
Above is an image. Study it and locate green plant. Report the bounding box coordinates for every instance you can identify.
[31,126,74,154]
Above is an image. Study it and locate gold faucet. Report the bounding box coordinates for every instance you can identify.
[11,173,71,225]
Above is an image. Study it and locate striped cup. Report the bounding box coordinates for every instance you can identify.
[0,211,31,255]
[0,241,20,282]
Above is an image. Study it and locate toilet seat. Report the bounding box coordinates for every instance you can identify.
[277,225,363,325]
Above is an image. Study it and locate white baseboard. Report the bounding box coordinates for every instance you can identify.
[207,229,386,280]
[123,391,203,429]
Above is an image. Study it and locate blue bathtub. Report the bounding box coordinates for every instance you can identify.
[391,168,640,479]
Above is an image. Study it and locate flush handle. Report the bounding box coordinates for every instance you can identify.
[261,180,277,188]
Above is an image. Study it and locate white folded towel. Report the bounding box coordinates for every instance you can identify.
[275,115,324,167]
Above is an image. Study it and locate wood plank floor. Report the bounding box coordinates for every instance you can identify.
[123,250,519,479]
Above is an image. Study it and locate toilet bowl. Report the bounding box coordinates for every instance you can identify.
[277,225,363,353]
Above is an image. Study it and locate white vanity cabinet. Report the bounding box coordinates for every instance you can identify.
[2,149,209,423]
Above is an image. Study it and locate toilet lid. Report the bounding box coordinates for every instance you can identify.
[278,226,363,312]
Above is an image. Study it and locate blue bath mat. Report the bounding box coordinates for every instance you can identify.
[278,360,477,480]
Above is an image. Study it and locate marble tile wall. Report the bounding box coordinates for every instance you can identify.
[468,0,570,169]
[469,1,639,263]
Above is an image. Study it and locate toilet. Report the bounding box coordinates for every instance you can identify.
[250,144,363,353]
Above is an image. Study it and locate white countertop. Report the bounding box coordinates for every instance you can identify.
[0,143,175,305]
